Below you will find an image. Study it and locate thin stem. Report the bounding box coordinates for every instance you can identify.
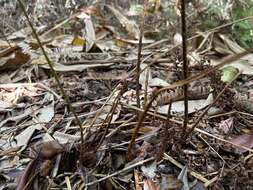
[136,2,145,109]
[180,0,189,139]
[126,48,253,159]
[17,0,84,164]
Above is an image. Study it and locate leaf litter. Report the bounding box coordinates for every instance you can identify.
[0,1,253,189]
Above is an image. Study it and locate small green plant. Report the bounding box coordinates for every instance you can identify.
[231,0,253,48]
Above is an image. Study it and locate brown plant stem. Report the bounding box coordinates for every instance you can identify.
[136,1,146,109]
[126,48,253,160]
[180,0,189,139]
[95,87,125,151]
[17,0,84,164]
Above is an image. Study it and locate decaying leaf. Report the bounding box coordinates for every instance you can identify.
[219,117,234,134]
[157,93,213,115]
[230,132,253,153]
[107,5,140,39]
[160,174,183,190]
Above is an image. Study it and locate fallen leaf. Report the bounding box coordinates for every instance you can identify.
[13,124,42,148]
[177,166,189,190]
[83,14,96,52]
[107,5,140,39]
[157,94,213,114]
[219,117,233,134]
[141,162,157,179]
[36,104,55,123]
[160,174,183,190]
[221,66,239,83]
[230,131,253,153]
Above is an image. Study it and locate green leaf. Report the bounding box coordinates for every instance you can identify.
[221,66,239,83]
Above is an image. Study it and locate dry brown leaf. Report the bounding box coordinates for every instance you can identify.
[83,14,96,52]
[160,174,183,190]
[107,5,140,39]
[230,132,253,153]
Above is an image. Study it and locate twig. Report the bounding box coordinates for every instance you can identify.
[122,102,253,153]
[136,1,146,109]
[95,88,124,150]
[163,153,217,186]
[83,85,119,140]
[180,0,189,139]
[17,0,85,164]
[139,16,253,78]
[106,116,136,138]
[143,66,150,107]
[85,157,155,186]
[198,134,225,163]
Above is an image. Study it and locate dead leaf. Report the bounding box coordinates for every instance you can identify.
[160,174,183,190]
[141,162,157,179]
[177,166,189,190]
[219,117,233,134]
[34,140,64,159]
[173,33,182,45]
[107,5,140,39]
[13,124,42,148]
[157,94,213,115]
[0,48,30,71]
[36,104,55,123]
[39,61,113,72]
[230,131,253,153]
[83,14,96,52]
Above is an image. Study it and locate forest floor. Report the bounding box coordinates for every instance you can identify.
[0,1,253,190]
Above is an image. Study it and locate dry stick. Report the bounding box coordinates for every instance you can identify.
[17,0,85,163]
[126,47,253,159]
[95,89,123,151]
[183,72,241,139]
[106,116,136,138]
[163,153,211,185]
[83,86,118,141]
[180,0,189,139]
[143,66,150,107]
[136,3,145,109]
[187,16,253,42]
[21,171,40,190]
[85,157,155,186]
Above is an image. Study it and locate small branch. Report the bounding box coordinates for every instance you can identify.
[95,86,125,150]
[17,0,85,164]
[85,157,154,186]
[180,0,189,139]
[136,2,146,109]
